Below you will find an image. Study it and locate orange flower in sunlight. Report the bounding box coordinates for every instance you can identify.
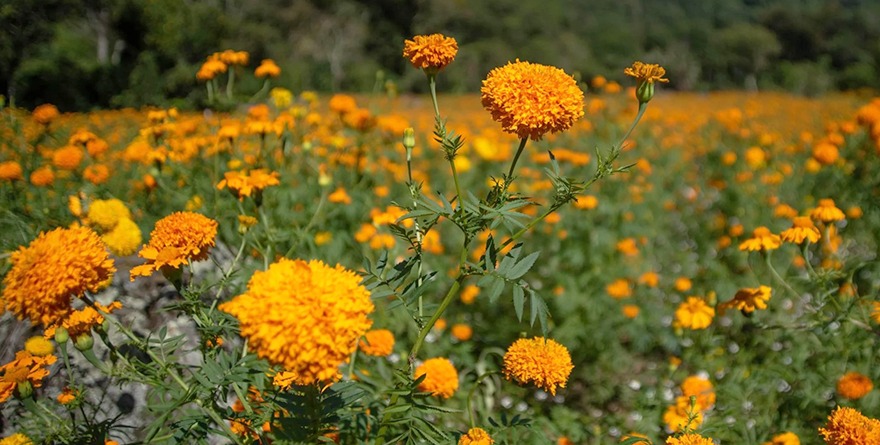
[607,279,633,299]
[46,301,122,341]
[29,166,54,186]
[819,406,880,445]
[624,61,669,85]
[663,396,704,432]
[0,161,23,181]
[33,103,60,125]
[739,227,781,252]
[811,199,846,223]
[130,212,217,280]
[359,329,395,357]
[52,146,83,170]
[681,375,716,409]
[718,285,772,314]
[415,357,459,399]
[328,94,358,115]
[0,351,57,403]
[217,169,280,201]
[837,372,873,400]
[503,337,573,395]
[254,59,281,78]
[2,226,115,327]
[481,60,584,141]
[666,434,714,445]
[780,216,821,244]
[459,427,494,445]
[674,297,715,330]
[403,34,458,72]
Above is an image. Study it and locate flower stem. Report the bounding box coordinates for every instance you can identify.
[466,371,502,428]
[409,274,465,366]
[763,252,799,298]
[507,138,529,179]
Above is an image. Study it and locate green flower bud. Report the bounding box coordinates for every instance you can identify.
[55,326,70,344]
[74,334,95,352]
[403,128,416,150]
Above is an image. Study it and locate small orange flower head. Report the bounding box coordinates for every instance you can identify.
[415,357,459,399]
[403,34,458,73]
[502,337,573,395]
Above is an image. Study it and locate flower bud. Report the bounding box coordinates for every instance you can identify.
[403,128,416,150]
[635,80,655,104]
[16,381,33,399]
[55,326,70,344]
[74,334,95,351]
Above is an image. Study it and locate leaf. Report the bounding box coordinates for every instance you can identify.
[484,234,497,271]
[506,250,540,280]
[478,274,506,304]
[529,289,550,333]
[513,285,525,321]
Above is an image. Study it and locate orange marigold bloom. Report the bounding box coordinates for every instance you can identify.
[415,357,459,399]
[813,141,840,165]
[451,323,473,341]
[762,432,800,445]
[220,259,374,385]
[665,433,714,445]
[343,108,376,131]
[0,433,33,445]
[503,337,573,395]
[197,58,227,81]
[217,169,280,201]
[739,226,782,252]
[674,297,715,330]
[0,161,23,181]
[459,427,494,445]
[130,212,218,280]
[403,33,458,72]
[52,145,83,171]
[32,103,60,125]
[57,387,78,405]
[0,351,57,403]
[2,226,115,327]
[87,198,132,231]
[718,285,772,314]
[328,94,358,115]
[481,60,585,141]
[254,59,281,78]
[359,329,395,357]
[774,204,799,219]
[83,164,110,185]
[681,375,715,409]
[45,301,122,341]
[674,277,692,292]
[663,396,704,432]
[837,372,873,400]
[607,278,633,299]
[639,271,660,287]
[818,406,880,445]
[780,216,821,244]
[811,199,846,223]
[624,61,670,85]
[29,166,54,187]
[617,238,640,256]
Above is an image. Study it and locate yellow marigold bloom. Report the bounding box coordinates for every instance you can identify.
[718,285,772,314]
[459,427,494,445]
[819,406,880,445]
[837,372,873,400]
[0,351,57,403]
[451,323,473,341]
[328,94,358,115]
[674,297,715,330]
[0,161,23,181]
[359,329,395,357]
[270,87,293,108]
[607,278,633,299]
[415,357,459,399]
[624,61,669,103]
[503,337,573,395]
[52,145,83,170]
[2,226,115,327]
[481,60,585,141]
[57,387,78,405]
[220,259,374,385]
[130,212,218,280]
[254,59,281,78]
[102,218,143,256]
[0,433,32,445]
[780,216,821,244]
[29,166,54,187]
[738,226,782,252]
[33,103,59,125]
[663,396,704,432]
[763,432,800,445]
[681,375,715,409]
[811,199,846,223]
[24,336,53,357]
[403,33,458,72]
[87,198,132,231]
[45,301,122,341]
[665,433,714,445]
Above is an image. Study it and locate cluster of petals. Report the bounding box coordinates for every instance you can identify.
[415,357,459,399]
[739,226,781,252]
[0,351,57,403]
[359,329,395,357]
[254,59,281,78]
[837,371,874,400]
[624,61,670,84]
[718,285,772,314]
[811,199,846,223]
[819,406,880,445]
[220,259,374,386]
[780,216,821,244]
[130,212,218,279]
[481,60,585,141]
[216,169,280,200]
[674,297,715,330]
[458,427,494,445]
[403,34,458,71]
[666,434,715,445]
[2,226,115,327]
[502,337,573,395]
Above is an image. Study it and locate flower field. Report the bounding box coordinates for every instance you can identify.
[2,37,880,445]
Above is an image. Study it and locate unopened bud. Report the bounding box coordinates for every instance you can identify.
[403,128,416,150]
[74,334,95,352]
[16,381,33,399]
[635,80,655,104]
[55,326,70,344]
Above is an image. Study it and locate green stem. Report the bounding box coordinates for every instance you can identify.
[466,371,502,428]
[409,274,465,365]
[506,138,529,179]
[763,252,799,298]
[226,68,235,100]
[617,102,648,151]
[428,74,463,209]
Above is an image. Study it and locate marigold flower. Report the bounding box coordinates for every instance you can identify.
[607,278,633,299]
[197,59,227,81]
[780,216,821,244]
[639,271,660,287]
[343,107,375,131]
[451,323,473,341]
[220,259,374,385]
[45,301,122,341]
[681,375,715,409]
[774,204,799,219]
[102,218,143,256]
[813,141,840,165]
[328,187,352,204]
[738,226,782,252]
[674,297,715,330]
[403,33,458,72]
[460,284,480,304]
[360,329,395,357]
[328,94,358,115]
[29,166,54,187]
[837,372,873,400]
[818,406,880,445]
[503,337,573,395]
[217,169,281,201]
[762,432,800,445]
[718,285,772,314]
[254,59,281,78]
[88,198,132,231]
[0,161,23,181]
[415,357,459,399]
[24,337,53,357]
[665,433,714,445]
[130,212,218,280]
[622,304,640,318]
[57,387,78,405]
[624,61,669,103]
[0,351,57,403]
[663,396,704,432]
[459,427,494,445]
[33,104,59,126]
[52,145,84,171]
[83,164,110,185]
[481,60,585,141]
[0,433,33,445]
[811,199,846,223]
[674,277,692,292]
[2,226,115,327]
